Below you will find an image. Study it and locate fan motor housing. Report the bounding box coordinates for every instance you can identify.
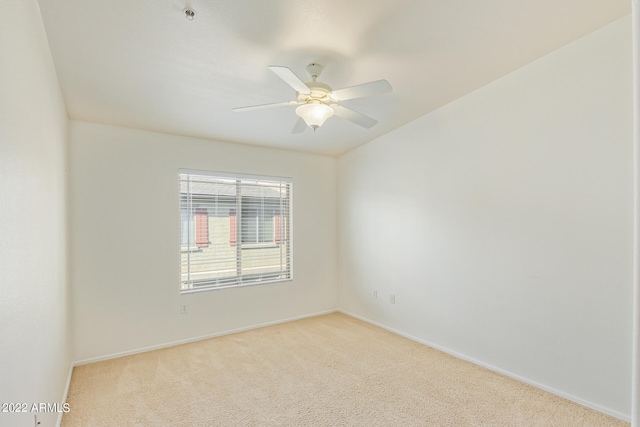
[297,81,332,104]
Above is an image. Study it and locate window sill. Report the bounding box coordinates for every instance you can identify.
[180,276,293,294]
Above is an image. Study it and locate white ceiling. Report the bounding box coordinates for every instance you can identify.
[37,0,630,156]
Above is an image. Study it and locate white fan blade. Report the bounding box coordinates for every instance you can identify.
[330,79,392,101]
[233,100,298,112]
[291,117,307,134]
[332,105,378,129]
[268,66,311,94]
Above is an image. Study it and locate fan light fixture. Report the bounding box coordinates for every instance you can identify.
[295,102,334,131]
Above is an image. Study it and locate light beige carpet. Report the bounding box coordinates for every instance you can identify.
[62,313,628,426]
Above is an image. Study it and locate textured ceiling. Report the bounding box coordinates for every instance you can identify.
[37,0,630,156]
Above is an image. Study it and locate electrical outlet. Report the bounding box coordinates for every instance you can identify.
[389,294,395,304]
[180,304,189,314]
[373,290,377,299]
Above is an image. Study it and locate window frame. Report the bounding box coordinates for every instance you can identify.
[178,169,293,294]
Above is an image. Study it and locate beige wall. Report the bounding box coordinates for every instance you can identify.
[0,0,71,426]
[69,121,338,362]
[338,16,633,419]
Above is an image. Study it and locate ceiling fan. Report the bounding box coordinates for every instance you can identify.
[233,63,392,132]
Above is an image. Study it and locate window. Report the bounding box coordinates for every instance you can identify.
[241,203,276,244]
[179,170,292,293]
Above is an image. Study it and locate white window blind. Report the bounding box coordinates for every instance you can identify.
[179,170,292,293]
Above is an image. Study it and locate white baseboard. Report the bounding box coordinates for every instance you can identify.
[338,309,630,423]
[57,362,74,427]
[73,308,338,367]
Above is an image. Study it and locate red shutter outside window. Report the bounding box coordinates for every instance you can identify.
[229,209,237,246]
[195,208,209,248]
